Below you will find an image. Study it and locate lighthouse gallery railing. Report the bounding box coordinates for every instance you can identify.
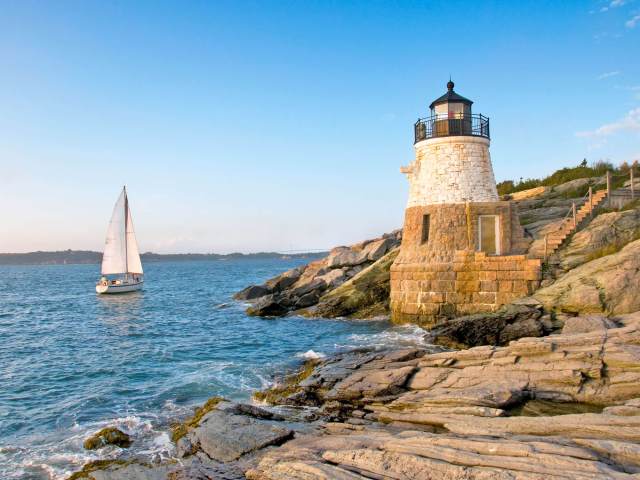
[414,114,490,143]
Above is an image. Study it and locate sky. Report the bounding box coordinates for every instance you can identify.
[1,0,639,254]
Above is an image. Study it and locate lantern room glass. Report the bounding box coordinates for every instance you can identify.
[432,102,472,136]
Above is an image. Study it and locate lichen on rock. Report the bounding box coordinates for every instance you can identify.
[170,396,225,442]
[534,239,640,315]
[82,427,131,450]
[253,359,319,405]
[236,231,401,319]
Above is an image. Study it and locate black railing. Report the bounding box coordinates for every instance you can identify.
[414,113,490,143]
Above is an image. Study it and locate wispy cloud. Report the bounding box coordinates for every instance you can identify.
[600,0,628,12]
[626,14,640,27]
[593,31,623,41]
[597,71,621,79]
[576,107,640,137]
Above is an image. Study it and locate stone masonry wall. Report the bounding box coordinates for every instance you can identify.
[390,202,539,326]
[401,136,499,207]
[390,252,541,326]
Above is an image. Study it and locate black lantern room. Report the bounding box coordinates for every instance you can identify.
[414,80,489,143]
[429,79,473,119]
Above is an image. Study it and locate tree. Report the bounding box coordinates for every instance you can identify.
[580,158,587,168]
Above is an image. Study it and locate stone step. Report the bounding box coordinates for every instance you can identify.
[536,190,612,260]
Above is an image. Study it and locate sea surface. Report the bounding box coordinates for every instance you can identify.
[0,260,428,479]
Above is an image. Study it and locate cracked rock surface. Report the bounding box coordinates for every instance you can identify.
[533,239,640,315]
[247,312,640,479]
[70,314,640,479]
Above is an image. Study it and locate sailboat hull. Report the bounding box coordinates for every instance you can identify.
[96,280,143,294]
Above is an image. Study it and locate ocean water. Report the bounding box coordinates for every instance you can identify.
[0,260,428,479]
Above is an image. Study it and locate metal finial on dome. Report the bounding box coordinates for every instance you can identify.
[447,78,454,91]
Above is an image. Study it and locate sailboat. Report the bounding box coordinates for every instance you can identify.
[96,186,144,294]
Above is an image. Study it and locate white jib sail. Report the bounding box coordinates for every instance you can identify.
[125,203,143,274]
[101,188,143,275]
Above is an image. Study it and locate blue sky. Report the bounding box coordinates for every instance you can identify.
[1,0,639,253]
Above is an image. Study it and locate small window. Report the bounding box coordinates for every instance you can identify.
[421,214,430,244]
[478,215,500,255]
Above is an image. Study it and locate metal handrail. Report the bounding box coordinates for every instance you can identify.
[544,188,592,261]
[414,113,490,143]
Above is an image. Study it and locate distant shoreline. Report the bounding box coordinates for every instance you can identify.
[0,250,327,266]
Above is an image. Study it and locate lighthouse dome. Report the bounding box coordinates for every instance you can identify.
[429,80,473,110]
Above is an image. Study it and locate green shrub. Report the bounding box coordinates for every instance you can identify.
[499,159,635,196]
[557,183,591,200]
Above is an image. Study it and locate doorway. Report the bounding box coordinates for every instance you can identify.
[478,215,500,255]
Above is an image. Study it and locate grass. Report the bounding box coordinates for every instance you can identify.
[498,160,637,196]
[555,182,592,200]
[170,396,225,443]
[253,359,318,404]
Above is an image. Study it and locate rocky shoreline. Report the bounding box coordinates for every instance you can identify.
[234,231,402,319]
[71,309,640,479]
[68,180,640,479]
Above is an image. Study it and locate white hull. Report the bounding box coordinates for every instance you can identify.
[96,280,143,294]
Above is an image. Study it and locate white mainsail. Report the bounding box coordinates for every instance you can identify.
[101,187,143,275]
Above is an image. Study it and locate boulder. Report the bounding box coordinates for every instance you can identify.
[186,410,293,462]
[509,186,549,201]
[325,365,416,401]
[309,249,399,319]
[562,315,617,335]
[290,278,327,298]
[246,295,289,317]
[559,209,640,270]
[233,285,270,301]
[68,460,173,480]
[295,291,320,309]
[425,303,553,349]
[360,237,395,262]
[265,267,304,292]
[533,239,640,315]
[326,247,368,269]
[219,402,285,421]
[236,231,401,318]
[315,268,347,289]
[551,177,594,195]
[83,427,131,450]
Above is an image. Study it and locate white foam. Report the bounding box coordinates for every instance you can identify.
[341,324,429,350]
[296,349,326,360]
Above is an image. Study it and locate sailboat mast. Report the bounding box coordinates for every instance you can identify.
[124,186,129,275]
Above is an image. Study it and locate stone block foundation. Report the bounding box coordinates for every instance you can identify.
[390,251,541,327]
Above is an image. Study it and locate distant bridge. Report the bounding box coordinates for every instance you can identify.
[276,249,330,254]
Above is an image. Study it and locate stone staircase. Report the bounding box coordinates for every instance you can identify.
[541,189,608,258]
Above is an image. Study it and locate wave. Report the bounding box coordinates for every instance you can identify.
[340,324,429,350]
[295,349,326,360]
[0,414,175,480]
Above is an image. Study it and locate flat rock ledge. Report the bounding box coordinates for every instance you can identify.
[247,311,640,479]
[70,312,640,480]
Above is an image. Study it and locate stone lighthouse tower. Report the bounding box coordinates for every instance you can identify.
[390,80,540,326]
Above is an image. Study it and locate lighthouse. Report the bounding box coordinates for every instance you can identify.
[390,80,541,326]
